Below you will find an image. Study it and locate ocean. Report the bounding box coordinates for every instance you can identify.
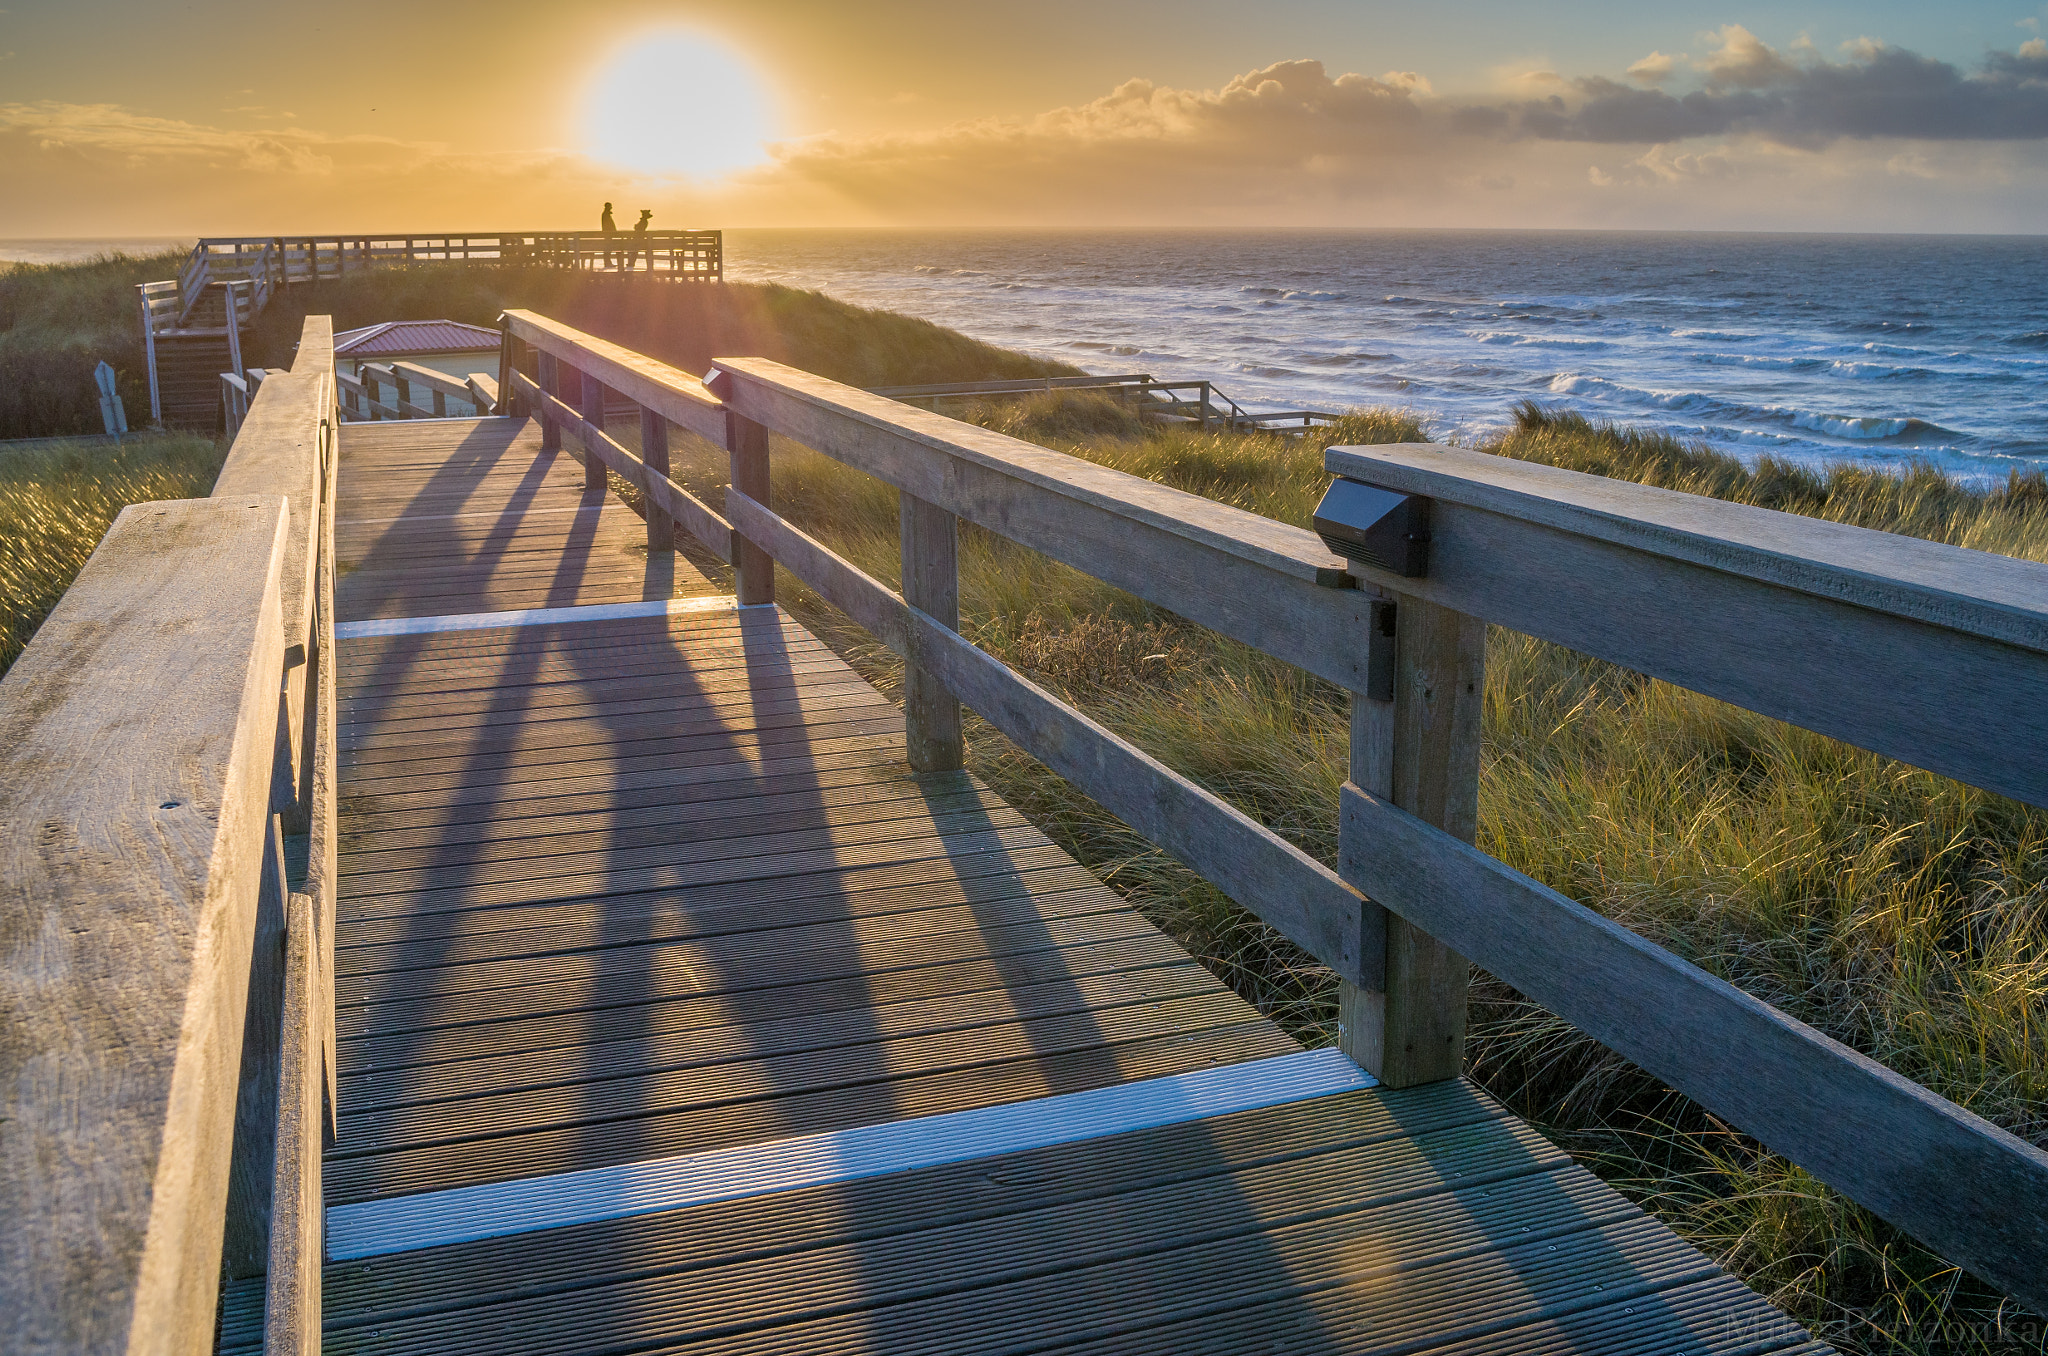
[12,230,2045,482]
[726,229,2048,485]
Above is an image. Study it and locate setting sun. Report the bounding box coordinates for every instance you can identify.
[580,30,776,180]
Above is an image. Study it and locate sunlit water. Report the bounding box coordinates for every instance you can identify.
[728,229,2048,484]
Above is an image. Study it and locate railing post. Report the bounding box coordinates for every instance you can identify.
[727,411,775,605]
[641,405,675,552]
[392,367,411,418]
[577,369,607,491]
[1339,596,1483,1087]
[538,351,561,453]
[499,331,524,418]
[900,494,964,772]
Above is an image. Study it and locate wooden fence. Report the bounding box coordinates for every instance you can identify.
[498,307,2048,1315]
[869,372,1341,431]
[3,305,2042,1355]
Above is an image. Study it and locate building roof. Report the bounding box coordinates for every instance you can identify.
[334,320,500,357]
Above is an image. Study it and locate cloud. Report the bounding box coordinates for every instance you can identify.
[1512,31,2048,145]
[1700,24,1801,88]
[1627,51,1678,85]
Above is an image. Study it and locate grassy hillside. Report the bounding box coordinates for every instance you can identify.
[631,393,2048,1356]
[0,252,1077,440]
[244,268,1079,390]
[0,432,226,674]
[0,248,186,439]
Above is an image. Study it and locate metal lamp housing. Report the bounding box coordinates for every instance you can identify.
[1312,478,1431,578]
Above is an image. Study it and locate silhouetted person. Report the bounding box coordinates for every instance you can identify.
[632,209,652,272]
[601,201,616,269]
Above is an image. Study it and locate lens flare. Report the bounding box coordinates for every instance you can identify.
[581,30,777,179]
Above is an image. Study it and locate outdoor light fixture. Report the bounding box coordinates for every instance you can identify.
[1312,478,1432,579]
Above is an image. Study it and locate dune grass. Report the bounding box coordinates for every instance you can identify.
[0,432,227,675]
[241,267,1077,389]
[0,247,187,439]
[643,392,2048,1355]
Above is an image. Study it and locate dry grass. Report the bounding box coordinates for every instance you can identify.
[0,432,226,674]
[657,390,2048,1355]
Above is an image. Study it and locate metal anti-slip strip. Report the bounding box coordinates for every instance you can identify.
[335,596,758,638]
[324,1048,1374,1259]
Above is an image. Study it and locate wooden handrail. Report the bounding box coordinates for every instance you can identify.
[1327,443,2048,809]
[0,495,293,1353]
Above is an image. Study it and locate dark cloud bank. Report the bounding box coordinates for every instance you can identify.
[1508,40,2048,146]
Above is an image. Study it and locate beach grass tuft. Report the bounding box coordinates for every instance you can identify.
[0,431,227,674]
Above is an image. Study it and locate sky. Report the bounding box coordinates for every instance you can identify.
[4,0,2048,235]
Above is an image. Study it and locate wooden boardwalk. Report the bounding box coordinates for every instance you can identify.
[218,416,1825,1355]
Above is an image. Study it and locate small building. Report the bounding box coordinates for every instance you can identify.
[334,320,500,415]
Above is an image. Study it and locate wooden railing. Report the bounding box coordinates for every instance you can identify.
[499,307,2048,1315]
[2,316,341,1354]
[869,372,1341,431]
[340,360,499,422]
[164,232,721,325]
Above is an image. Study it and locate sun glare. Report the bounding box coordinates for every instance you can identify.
[581,31,776,179]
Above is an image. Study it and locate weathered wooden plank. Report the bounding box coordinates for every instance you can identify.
[713,358,1389,694]
[0,495,289,1356]
[338,880,1142,1034]
[1341,597,1481,1087]
[1334,442,2048,651]
[345,966,1227,1114]
[261,892,321,1356]
[502,309,726,444]
[466,372,499,414]
[310,1081,1508,1329]
[325,1022,1295,1204]
[1341,781,2048,1314]
[1327,444,2048,809]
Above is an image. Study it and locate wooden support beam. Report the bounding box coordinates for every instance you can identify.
[728,412,774,606]
[261,890,324,1356]
[900,494,963,773]
[537,352,560,454]
[577,368,607,491]
[0,495,289,1356]
[1339,597,1483,1087]
[641,406,675,553]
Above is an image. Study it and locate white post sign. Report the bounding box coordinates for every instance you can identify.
[95,360,129,437]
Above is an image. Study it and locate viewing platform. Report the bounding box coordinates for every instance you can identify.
[4,310,2043,1355]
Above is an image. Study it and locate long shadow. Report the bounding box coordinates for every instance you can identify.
[321,415,1758,1352]
[325,414,662,1205]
